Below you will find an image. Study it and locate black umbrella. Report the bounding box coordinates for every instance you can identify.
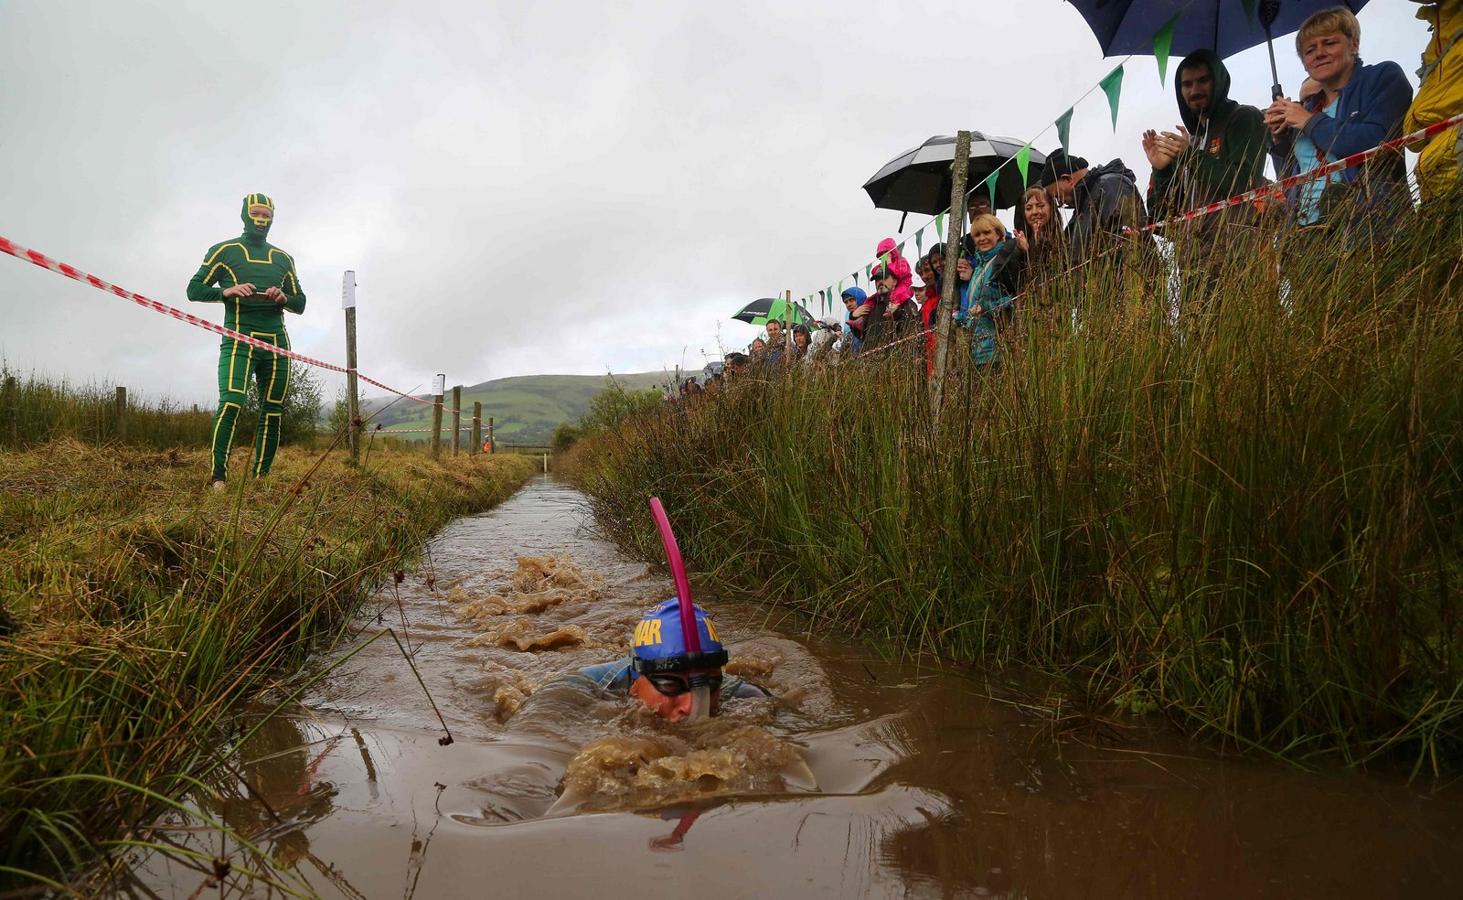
[1064,0,1369,99]
[862,133,1047,218]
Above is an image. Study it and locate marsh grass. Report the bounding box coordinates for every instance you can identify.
[567,191,1463,773]
[0,369,215,450]
[0,439,535,892]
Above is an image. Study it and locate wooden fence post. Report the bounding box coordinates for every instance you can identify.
[471,402,482,455]
[451,385,462,456]
[343,270,360,463]
[488,417,494,453]
[115,386,128,443]
[930,130,971,412]
[2,375,17,445]
[430,374,445,459]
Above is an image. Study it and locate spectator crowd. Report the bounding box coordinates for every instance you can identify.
[676,6,1458,397]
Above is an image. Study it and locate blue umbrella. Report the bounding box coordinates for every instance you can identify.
[1066,0,1369,98]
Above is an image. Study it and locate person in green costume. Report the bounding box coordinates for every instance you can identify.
[186,193,307,489]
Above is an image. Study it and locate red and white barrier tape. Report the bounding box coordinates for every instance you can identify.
[1137,111,1463,234]
[0,235,439,408]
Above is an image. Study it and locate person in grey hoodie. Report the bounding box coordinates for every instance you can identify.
[1038,150,1149,265]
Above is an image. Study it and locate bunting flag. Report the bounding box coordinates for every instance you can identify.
[1055,108,1073,155]
[1016,144,1031,187]
[838,278,844,295]
[935,212,945,240]
[880,252,890,271]
[1100,65,1124,131]
[864,263,872,282]
[915,226,924,256]
[1242,0,1257,21]
[1154,16,1177,85]
[984,171,999,209]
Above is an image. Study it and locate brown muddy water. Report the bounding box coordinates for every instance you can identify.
[124,476,1463,898]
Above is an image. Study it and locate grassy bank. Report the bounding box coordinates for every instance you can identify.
[566,198,1463,773]
[0,440,535,891]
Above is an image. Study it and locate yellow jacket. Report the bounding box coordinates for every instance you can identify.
[1404,0,1463,198]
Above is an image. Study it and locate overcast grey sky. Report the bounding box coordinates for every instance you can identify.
[0,1,1428,405]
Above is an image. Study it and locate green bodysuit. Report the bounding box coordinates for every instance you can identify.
[186,194,306,483]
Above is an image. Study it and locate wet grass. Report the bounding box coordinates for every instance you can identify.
[0,439,535,892]
[565,193,1463,774]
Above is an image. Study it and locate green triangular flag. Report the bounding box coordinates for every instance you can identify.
[864,264,872,282]
[1100,64,1124,131]
[1016,144,1031,187]
[935,212,945,240]
[1154,15,1178,85]
[984,171,999,209]
[1055,108,1073,155]
[880,252,890,271]
[1242,0,1257,21]
[915,226,924,256]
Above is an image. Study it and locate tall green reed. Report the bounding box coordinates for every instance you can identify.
[567,190,1463,773]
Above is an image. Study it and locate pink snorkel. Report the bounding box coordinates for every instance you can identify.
[648,496,701,655]
[649,500,699,655]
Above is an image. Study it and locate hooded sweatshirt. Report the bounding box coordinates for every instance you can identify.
[1147,50,1268,222]
[875,238,913,312]
[1065,159,1147,262]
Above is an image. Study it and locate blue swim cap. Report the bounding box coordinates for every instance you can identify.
[630,598,728,674]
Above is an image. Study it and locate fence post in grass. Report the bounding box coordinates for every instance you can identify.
[2,375,17,444]
[930,130,971,412]
[114,386,128,443]
[451,385,462,456]
[342,270,361,464]
[431,373,445,459]
[471,401,482,455]
[488,417,495,453]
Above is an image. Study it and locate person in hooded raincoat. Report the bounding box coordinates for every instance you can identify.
[187,193,307,489]
[1403,0,1463,202]
[1143,49,1268,224]
[874,237,914,319]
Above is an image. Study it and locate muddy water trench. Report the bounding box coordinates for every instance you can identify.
[126,476,1463,898]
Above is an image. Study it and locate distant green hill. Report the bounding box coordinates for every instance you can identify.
[359,371,672,445]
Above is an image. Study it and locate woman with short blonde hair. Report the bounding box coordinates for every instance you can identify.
[1265,5,1412,227]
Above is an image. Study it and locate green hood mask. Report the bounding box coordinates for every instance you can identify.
[241,192,275,242]
[1174,49,1237,134]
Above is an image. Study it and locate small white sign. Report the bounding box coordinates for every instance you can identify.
[342,270,357,309]
[432,374,446,396]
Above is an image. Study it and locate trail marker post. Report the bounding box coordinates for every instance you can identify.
[431,374,445,459]
[931,130,971,412]
[114,386,127,442]
[471,401,482,455]
[451,385,462,456]
[342,270,360,463]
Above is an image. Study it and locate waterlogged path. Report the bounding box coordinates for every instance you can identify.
[129,477,1463,898]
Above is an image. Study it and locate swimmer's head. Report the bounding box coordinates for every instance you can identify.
[629,598,727,722]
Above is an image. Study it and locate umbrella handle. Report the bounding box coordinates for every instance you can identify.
[1260,0,1283,99]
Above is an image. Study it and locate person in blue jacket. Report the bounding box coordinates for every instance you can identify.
[572,598,771,722]
[1264,6,1414,227]
[953,214,1020,368]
